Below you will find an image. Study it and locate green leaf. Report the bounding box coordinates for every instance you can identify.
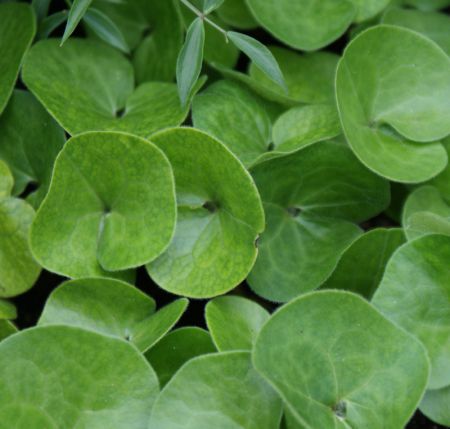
[372,234,450,389]
[0,2,36,115]
[271,104,342,154]
[83,7,129,53]
[22,39,195,137]
[32,0,51,22]
[351,0,391,22]
[248,141,390,302]
[150,352,282,429]
[145,327,216,387]
[205,295,269,351]
[246,0,356,51]
[0,90,65,208]
[216,0,258,30]
[0,299,16,320]
[61,0,93,45]
[0,162,41,298]
[227,31,285,91]
[0,325,159,428]
[37,10,68,39]
[382,7,450,55]
[429,137,450,202]
[336,25,450,183]
[420,385,450,426]
[147,127,265,298]
[0,320,16,342]
[30,132,176,278]
[404,0,450,11]
[253,291,430,429]
[202,0,225,14]
[192,80,273,167]
[402,186,450,240]
[321,228,406,299]
[38,278,187,352]
[177,18,205,107]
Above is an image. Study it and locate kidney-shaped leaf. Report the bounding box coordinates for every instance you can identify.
[321,228,406,299]
[31,132,176,278]
[150,351,282,429]
[0,325,159,428]
[372,234,450,389]
[206,295,270,351]
[147,128,264,298]
[145,327,216,387]
[22,39,193,137]
[0,90,65,207]
[253,291,429,429]
[38,278,187,352]
[0,2,36,114]
[248,141,390,302]
[336,25,450,183]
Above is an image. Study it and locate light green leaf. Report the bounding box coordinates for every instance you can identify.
[150,351,282,429]
[246,0,356,51]
[177,18,205,107]
[145,327,216,387]
[249,47,340,105]
[372,234,450,389]
[83,7,129,53]
[402,185,450,240]
[0,90,65,208]
[38,278,187,352]
[22,39,194,137]
[253,291,430,429]
[147,127,265,298]
[336,25,450,183]
[62,0,93,44]
[0,326,159,428]
[428,137,450,202]
[321,228,406,299]
[205,295,269,351]
[30,132,176,278]
[420,385,450,426]
[248,141,390,302]
[271,104,342,154]
[0,2,36,115]
[216,0,258,30]
[0,299,16,320]
[0,162,41,298]
[192,80,273,167]
[0,320,16,342]
[351,0,391,22]
[382,7,450,55]
[227,31,285,90]
[202,0,225,13]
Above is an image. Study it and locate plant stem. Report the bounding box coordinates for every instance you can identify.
[180,0,228,42]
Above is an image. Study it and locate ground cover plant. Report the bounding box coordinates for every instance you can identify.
[0,0,449,428]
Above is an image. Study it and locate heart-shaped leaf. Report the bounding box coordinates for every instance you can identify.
[253,291,430,429]
[336,25,450,183]
[38,278,187,352]
[372,234,450,389]
[420,385,450,426]
[0,161,41,298]
[30,132,176,278]
[402,186,450,240]
[22,39,195,137]
[321,228,406,299]
[382,7,450,55]
[147,127,265,298]
[0,90,65,208]
[0,2,36,114]
[248,141,390,302]
[0,325,159,428]
[205,295,269,351]
[145,327,216,387]
[150,352,282,429]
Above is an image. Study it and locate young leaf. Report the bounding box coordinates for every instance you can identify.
[61,0,93,45]
[177,17,205,107]
[83,7,129,53]
[227,31,286,91]
[202,0,225,14]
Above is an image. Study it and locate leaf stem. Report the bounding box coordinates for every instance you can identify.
[179,0,228,42]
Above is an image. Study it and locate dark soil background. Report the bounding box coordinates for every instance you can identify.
[11,1,449,428]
